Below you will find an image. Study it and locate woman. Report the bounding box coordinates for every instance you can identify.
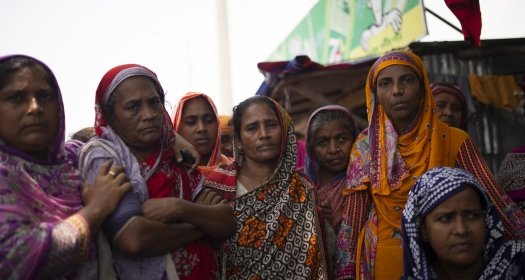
[173,92,232,175]
[203,96,328,279]
[304,105,358,276]
[0,55,130,279]
[305,105,358,229]
[335,51,525,280]
[430,82,468,130]
[497,144,525,210]
[80,64,235,279]
[218,115,234,157]
[402,167,525,279]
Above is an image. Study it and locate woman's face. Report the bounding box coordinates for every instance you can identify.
[109,76,164,151]
[422,187,486,269]
[434,92,463,128]
[220,131,234,157]
[238,102,282,164]
[312,120,354,176]
[178,97,218,162]
[376,65,423,132]
[0,66,58,159]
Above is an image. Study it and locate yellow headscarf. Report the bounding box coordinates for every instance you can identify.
[345,51,467,197]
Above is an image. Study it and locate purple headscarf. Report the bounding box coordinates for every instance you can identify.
[0,55,84,278]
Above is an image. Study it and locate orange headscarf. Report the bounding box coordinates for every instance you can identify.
[218,115,233,134]
[173,92,232,174]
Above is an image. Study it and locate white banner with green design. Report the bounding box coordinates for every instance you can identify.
[268,0,427,64]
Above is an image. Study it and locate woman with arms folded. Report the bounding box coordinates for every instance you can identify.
[79,64,235,279]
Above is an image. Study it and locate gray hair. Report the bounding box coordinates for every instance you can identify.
[307,109,356,153]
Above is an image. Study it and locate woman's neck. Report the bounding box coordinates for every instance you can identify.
[433,259,483,280]
[318,168,340,186]
[129,145,156,162]
[392,104,423,136]
[238,159,276,191]
[199,154,211,166]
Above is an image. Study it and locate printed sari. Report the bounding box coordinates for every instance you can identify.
[203,97,328,279]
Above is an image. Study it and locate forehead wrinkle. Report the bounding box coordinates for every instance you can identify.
[244,117,275,126]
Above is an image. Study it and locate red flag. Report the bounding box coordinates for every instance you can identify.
[445,0,482,46]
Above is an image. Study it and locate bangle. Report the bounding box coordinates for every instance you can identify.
[65,214,91,260]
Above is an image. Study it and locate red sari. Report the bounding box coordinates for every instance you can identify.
[144,147,218,280]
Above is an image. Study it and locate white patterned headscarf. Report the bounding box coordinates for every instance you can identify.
[401,167,525,280]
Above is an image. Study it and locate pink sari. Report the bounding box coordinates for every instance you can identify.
[0,55,91,279]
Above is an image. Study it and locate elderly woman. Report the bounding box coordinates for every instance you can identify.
[304,105,358,276]
[430,82,468,130]
[80,64,235,279]
[335,51,525,280]
[203,96,328,279]
[305,105,358,228]
[402,167,525,279]
[173,92,232,175]
[0,55,130,279]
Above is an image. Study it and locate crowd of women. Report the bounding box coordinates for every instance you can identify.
[1,50,524,280]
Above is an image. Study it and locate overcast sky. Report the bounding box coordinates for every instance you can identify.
[1,0,523,137]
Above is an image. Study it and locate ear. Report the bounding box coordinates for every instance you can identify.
[234,135,242,150]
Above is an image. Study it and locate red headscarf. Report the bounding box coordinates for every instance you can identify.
[93,64,185,198]
[94,64,164,136]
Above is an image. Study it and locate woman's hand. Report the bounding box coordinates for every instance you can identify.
[320,201,334,226]
[195,189,226,205]
[82,160,131,217]
[142,197,185,224]
[173,133,200,171]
